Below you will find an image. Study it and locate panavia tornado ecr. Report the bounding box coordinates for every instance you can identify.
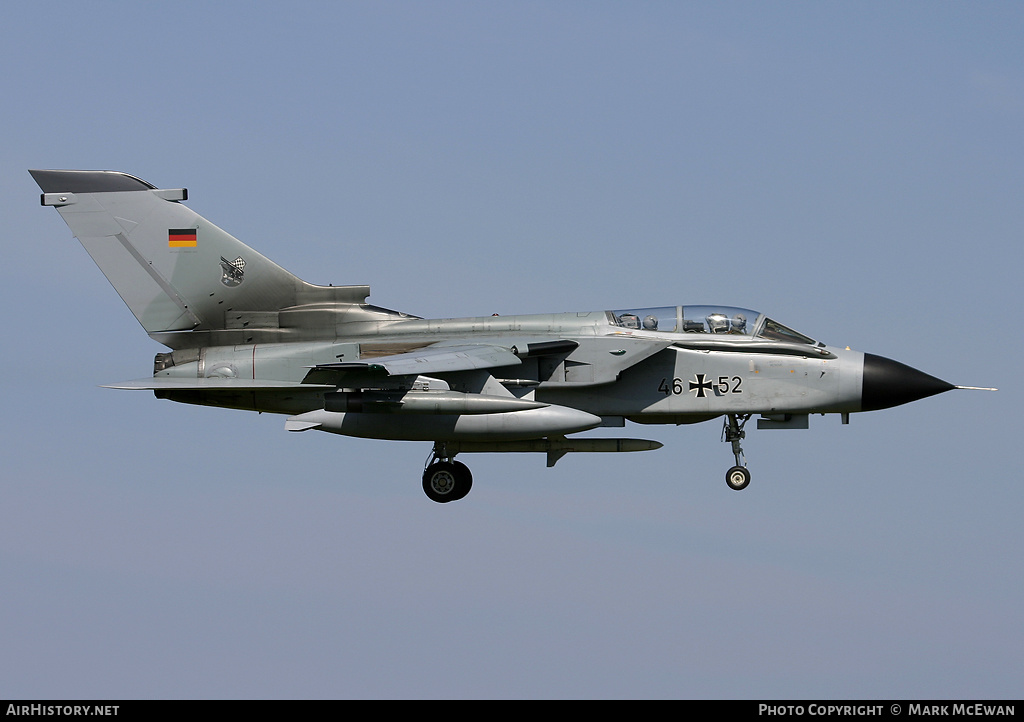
[31,170,995,502]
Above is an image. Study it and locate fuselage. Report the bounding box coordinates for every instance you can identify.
[152,305,866,422]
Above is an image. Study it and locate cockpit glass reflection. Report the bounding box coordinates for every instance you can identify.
[609,305,816,344]
[757,318,816,345]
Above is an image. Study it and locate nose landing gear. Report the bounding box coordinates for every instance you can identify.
[722,414,751,491]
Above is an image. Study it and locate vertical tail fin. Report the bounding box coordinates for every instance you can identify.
[31,170,331,335]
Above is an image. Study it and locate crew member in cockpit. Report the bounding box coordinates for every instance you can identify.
[707,313,729,333]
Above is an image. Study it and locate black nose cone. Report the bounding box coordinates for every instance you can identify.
[861,353,955,412]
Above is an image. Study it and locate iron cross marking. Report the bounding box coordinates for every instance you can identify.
[689,373,713,398]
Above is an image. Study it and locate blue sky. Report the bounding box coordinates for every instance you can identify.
[1,1,1020,698]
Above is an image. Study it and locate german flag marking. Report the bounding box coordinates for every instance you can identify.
[168,228,197,247]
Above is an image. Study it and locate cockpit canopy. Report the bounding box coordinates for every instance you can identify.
[609,306,817,345]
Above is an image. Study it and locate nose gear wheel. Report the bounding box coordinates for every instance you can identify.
[721,414,752,491]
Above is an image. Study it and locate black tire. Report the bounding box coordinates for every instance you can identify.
[725,465,751,491]
[422,461,473,503]
[449,460,473,501]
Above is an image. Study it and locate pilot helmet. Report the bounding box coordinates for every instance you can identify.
[619,313,640,329]
[707,313,729,333]
[731,314,747,333]
[642,315,658,330]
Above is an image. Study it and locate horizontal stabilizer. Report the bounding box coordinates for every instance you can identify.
[103,378,335,390]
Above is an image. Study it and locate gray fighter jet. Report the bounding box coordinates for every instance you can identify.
[31,169,994,502]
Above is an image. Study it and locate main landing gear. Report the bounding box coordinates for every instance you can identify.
[422,443,473,503]
[722,413,751,491]
[422,416,755,500]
